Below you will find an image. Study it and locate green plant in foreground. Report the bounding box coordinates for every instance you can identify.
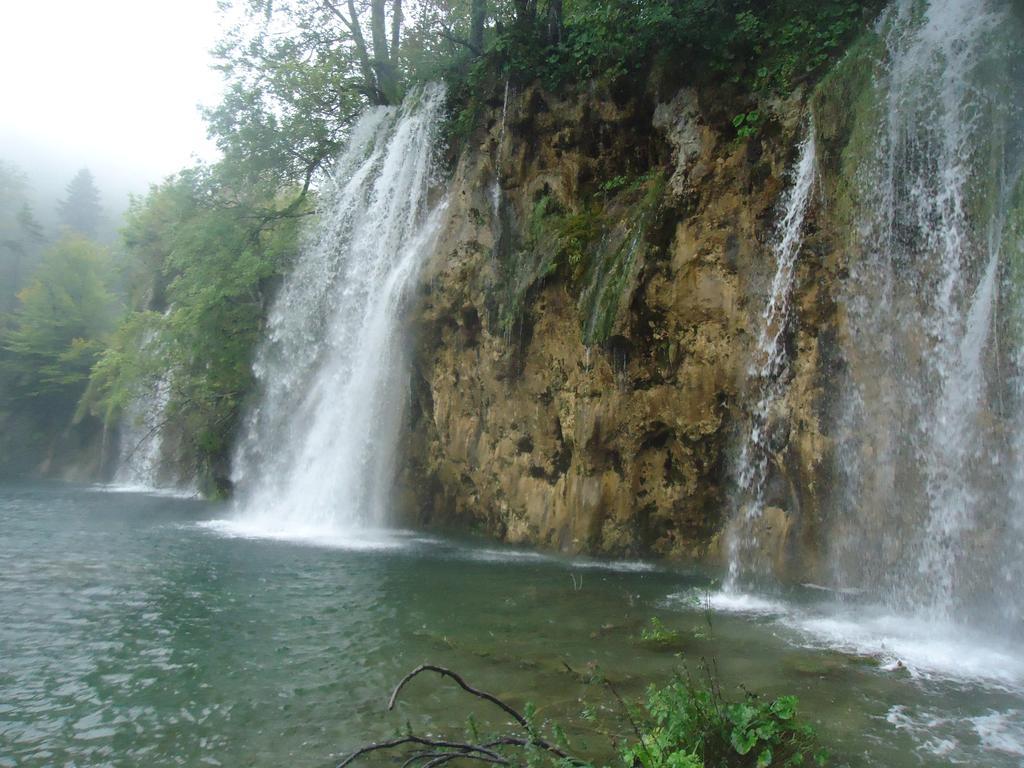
[627,670,827,768]
[639,617,683,647]
[340,663,827,768]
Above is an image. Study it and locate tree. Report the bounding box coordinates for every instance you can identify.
[470,0,486,52]
[57,168,102,237]
[320,0,404,103]
[207,0,406,198]
[1,235,116,404]
[82,164,308,492]
[0,161,27,213]
[0,163,46,314]
[401,0,486,59]
[17,203,44,243]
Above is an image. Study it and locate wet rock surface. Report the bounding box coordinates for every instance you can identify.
[398,82,841,569]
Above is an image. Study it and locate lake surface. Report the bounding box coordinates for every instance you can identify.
[2,483,1022,767]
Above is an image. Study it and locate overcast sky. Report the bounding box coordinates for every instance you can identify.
[1,0,225,206]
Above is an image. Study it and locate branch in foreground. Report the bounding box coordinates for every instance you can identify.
[337,664,582,768]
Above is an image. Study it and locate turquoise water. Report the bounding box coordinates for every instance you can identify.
[1,483,1022,767]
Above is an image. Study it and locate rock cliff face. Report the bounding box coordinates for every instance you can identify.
[399,79,845,572]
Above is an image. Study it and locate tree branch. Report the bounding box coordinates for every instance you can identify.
[336,736,507,768]
[388,665,573,760]
[336,665,592,768]
[388,664,528,729]
[438,25,482,56]
[322,0,381,102]
[390,0,402,63]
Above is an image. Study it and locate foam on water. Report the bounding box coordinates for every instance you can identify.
[787,611,1024,687]
[887,705,1024,763]
[465,548,552,564]
[674,586,1024,764]
[695,590,790,616]
[570,559,659,573]
[971,710,1024,757]
[692,590,1024,689]
[90,483,199,500]
[198,519,408,552]
[456,547,661,571]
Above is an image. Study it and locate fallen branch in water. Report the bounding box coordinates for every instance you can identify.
[336,664,584,768]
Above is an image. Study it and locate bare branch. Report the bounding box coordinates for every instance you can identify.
[438,25,482,55]
[388,664,528,729]
[336,736,507,768]
[388,665,574,761]
[322,0,355,31]
[338,666,589,768]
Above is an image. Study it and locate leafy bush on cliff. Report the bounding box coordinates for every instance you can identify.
[80,169,308,493]
[444,0,885,141]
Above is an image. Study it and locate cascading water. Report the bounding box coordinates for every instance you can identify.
[726,129,817,588]
[716,0,1024,713]
[829,0,1024,631]
[228,84,448,535]
[112,369,173,490]
[109,319,190,494]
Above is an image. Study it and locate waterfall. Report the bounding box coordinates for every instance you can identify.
[109,320,189,494]
[828,0,1024,629]
[112,369,173,490]
[726,128,817,588]
[228,84,448,534]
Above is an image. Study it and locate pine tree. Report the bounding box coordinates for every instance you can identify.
[57,168,102,237]
[17,203,44,243]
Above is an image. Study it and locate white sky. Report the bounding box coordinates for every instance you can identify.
[0,0,226,201]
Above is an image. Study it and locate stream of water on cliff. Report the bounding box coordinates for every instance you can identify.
[111,370,172,492]
[224,84,447,539]
[107,322,193,497]
[727,127,817,588]
[718,1,1024,753]
[826,0,1024,631]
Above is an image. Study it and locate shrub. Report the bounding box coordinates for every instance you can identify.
[625,670,828,768]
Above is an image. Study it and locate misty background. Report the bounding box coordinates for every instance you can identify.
[0,0,223,227]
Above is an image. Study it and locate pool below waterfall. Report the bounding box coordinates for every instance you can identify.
[1,483,1022,767]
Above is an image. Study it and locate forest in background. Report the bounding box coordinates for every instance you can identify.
[0,0,882,490]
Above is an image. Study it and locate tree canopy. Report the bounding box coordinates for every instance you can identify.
[0,162,46,314]
[57,168,103,238]
[80,164,308,490]
[1,235,116,405]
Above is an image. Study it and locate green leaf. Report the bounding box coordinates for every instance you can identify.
[757,747,774,768]
[731,727,758,755]
[771,696,798,720]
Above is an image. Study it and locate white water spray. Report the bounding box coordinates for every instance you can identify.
[109,319,191,494]
[112,369,173,491]
[229,84,448,535]
[726,128,817,587]
[830,0,1024,627]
